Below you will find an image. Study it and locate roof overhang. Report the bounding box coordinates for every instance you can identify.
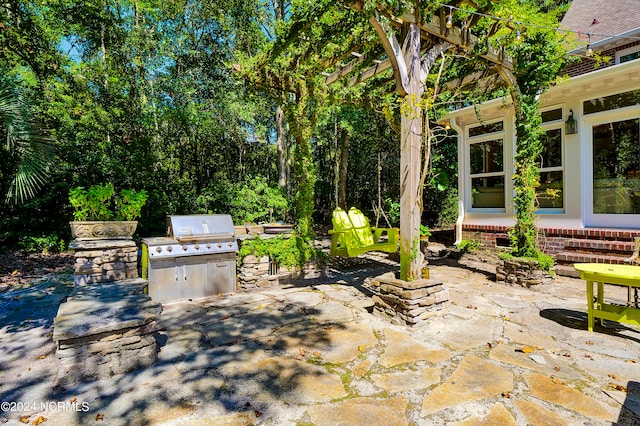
[441,58,640,124]
[569,26,640,54]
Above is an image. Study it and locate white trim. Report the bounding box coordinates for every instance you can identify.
[443,60,640,231]
[537,110,565,213]
[583,106,640,227]
[465,118,507,212]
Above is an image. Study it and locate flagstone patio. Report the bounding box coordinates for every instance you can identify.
[0,252,639,425]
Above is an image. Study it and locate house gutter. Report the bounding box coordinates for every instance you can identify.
[569,26,640,54]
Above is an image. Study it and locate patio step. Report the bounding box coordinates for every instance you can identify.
[555,252,632,265]
[553,237,640,277]
[564,238,635,253]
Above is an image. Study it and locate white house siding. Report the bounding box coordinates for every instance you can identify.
[444,59,640,262]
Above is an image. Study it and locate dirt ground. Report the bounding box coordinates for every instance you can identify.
[0,252,74,294]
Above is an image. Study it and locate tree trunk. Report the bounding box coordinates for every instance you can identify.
[276,104,286,190]
[338,130,350,210]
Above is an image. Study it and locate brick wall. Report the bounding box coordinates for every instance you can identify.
[461,224,640,255]
[566,40,640,77]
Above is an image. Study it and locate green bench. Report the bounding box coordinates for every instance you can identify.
[328,207,399,257]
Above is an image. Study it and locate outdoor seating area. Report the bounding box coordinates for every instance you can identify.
[2,0,640,424]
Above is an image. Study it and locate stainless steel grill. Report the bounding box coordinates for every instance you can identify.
[142,215,238,303]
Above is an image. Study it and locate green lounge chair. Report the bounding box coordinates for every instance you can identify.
[329,207,399,257]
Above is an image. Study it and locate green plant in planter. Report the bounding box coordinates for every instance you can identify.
[69,184,148,221]
[117,189,150,221]
[499,251,554,273]
[420,224,431,238]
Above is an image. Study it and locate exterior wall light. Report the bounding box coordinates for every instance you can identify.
[565,110,577,134]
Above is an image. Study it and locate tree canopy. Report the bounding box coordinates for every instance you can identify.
[0,0,572,264]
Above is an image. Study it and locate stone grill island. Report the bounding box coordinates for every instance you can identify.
[53,235,162,389]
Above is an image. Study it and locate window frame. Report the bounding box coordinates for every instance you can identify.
[537,107,565,212]
[466,119,506,211]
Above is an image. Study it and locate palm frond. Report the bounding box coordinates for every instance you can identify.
[0,76,56,205]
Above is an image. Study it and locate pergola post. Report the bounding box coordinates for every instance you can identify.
[399,22,423,281]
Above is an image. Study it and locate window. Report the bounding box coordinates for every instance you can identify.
[616,45,640,65]
[584,89,640,114]
[468,121,505,209]
[537,109,564,209]
[592,118,640,214]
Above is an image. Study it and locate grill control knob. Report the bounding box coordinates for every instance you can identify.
[182,245,188,251]
[228,243,233,247]
[155,247,162,253]
[206,244,211,249]
[194,244,200,250]
[217,243,222,248]
[167,246,173,252]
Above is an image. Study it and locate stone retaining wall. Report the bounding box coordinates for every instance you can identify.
[53,279,161,389]
[238,254,297,291]
[367,272,450,326]
[70,239,139,286]
[496,259,554,287]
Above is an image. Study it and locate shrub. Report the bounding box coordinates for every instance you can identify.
[239,235,327,269]
[18,234,66,254]
[420,224,431,237]
[229,177,288,224]
[385,198,400,227]
[498,251,554,272]
[456,239,481,252]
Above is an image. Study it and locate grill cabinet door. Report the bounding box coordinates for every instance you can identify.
[207,254,236,295]
[178,257,208,301]
[148,258,180,303]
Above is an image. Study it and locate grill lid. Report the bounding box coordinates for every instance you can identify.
[167,214,235,241]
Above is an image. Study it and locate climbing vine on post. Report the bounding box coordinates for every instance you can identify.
[287,76,317,240]
[506,27,571,259]
[510,92,543,258]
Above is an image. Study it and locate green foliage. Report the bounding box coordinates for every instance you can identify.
[230,177,288,224]
[456,239,481,253]
[420,224,431,237]
[238,235,327,269]
[69,184,115,221]
[0,0,574,259]
[18,234,66,254]
[436,188,459,229]
[0,73,55,204]
[499,250,554,272]
[385,198,401,227]
[117,189,150,221]
[69,184,148,221]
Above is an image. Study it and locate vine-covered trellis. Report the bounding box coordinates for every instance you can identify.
[243,0,570,280]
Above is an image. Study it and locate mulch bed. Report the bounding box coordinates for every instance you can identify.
[0,251,74,294]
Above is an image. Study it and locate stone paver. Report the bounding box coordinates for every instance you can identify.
[450,403,517,426]
[379,328,451,367]
[489,343,582,380]
[306,396,409,426]
[217,356,348,403]
[514,399,569,426]
[421,354,513,416]
[1,253,640,426]
[524,372,617,422]
[430,315,495,351]
[370,368,440,393]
